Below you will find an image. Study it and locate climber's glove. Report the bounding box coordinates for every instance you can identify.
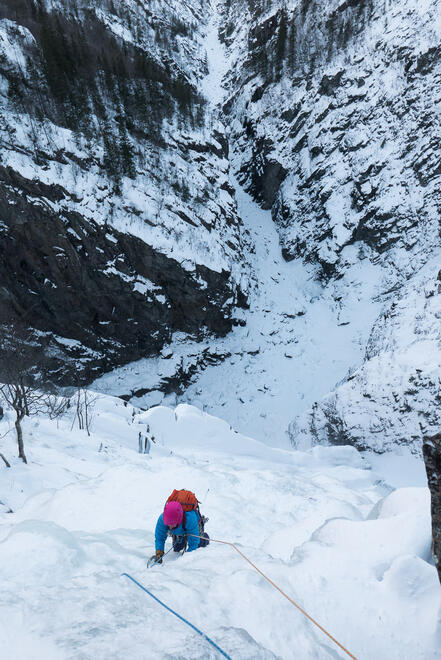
[152,549,164,565]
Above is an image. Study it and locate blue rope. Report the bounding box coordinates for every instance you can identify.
[121,573,232,659]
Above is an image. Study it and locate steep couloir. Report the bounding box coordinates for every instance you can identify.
[219,0,441,453]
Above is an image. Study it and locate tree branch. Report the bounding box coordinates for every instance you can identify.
[0,452,11,468]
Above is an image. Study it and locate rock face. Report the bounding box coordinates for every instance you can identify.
[222,0,441,280]
[288,264,441,453]
[0,0,250,384]
[423,433,441,585]
[0,166,241,383]
[217,0,441,454]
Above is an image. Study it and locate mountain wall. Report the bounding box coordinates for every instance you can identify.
[0,0,250,384]
[219,0,441,454]
[1,0,440,454]
[222,0,440,279]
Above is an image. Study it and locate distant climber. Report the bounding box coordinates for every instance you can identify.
[150,489,210,565]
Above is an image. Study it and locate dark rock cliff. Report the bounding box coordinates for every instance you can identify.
[0,0,250,384]
[0,166,240,383]
[423,433,441,585]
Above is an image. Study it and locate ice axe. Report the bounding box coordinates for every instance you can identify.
[147,547,173,568]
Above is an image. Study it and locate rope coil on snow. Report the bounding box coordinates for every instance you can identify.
[121,573,232,659]
[188,534,358,660]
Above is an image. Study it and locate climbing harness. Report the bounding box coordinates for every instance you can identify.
[121,573,232,659]
[187,533,358,660]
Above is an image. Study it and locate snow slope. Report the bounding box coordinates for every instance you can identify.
[0,397,440,659]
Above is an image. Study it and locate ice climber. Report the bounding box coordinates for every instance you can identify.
[150,489,209,565]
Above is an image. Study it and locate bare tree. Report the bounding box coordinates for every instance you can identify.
[0,321,49,464]
[0,383,48,464]
[44,392,70,421]
[70,386,99,436]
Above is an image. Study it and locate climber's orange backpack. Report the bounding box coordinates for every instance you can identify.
[166,489,199,513]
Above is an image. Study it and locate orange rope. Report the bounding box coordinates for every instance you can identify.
[188,534,357,660]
